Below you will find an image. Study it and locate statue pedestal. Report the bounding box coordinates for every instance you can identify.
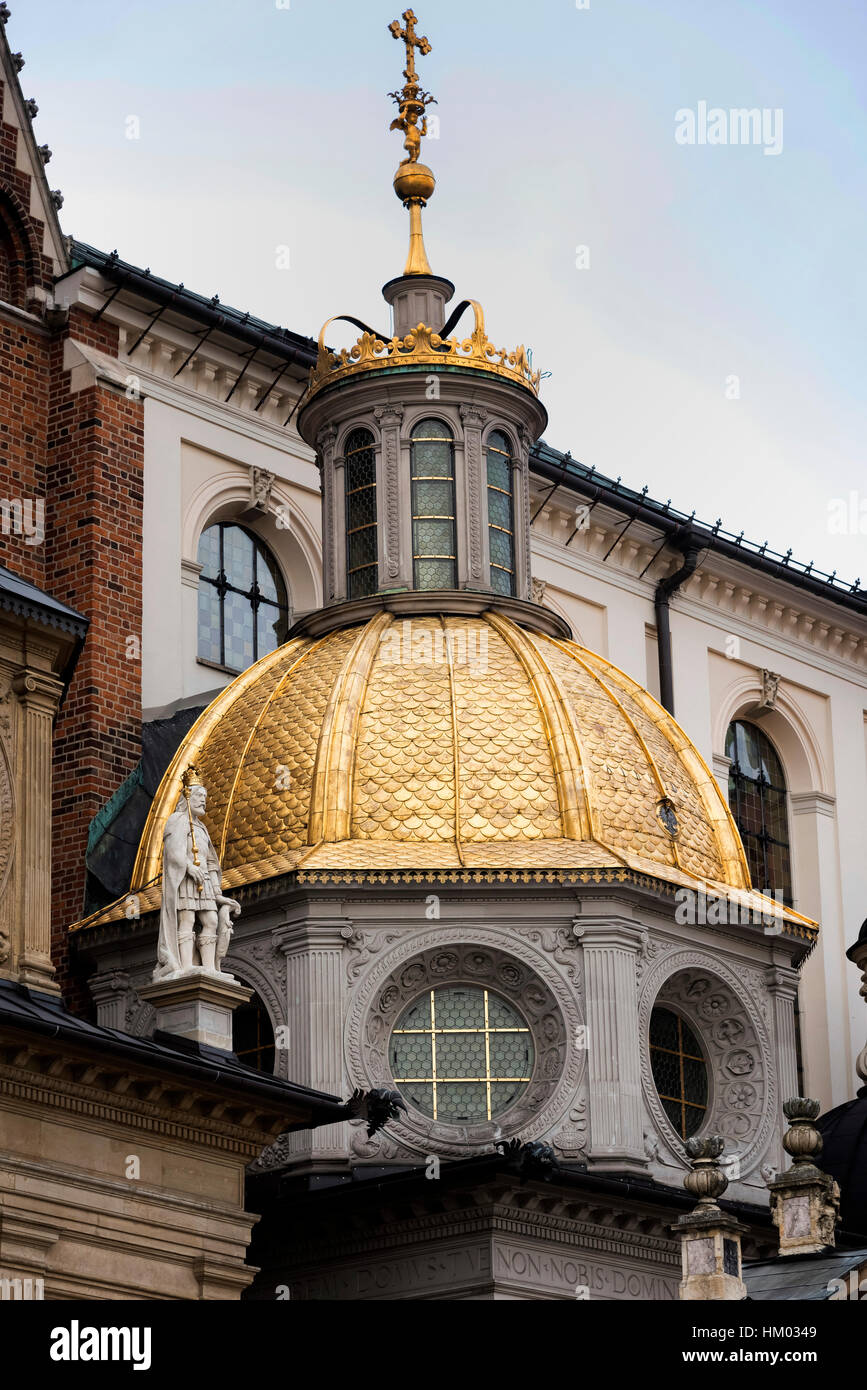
[139,972,252,1054]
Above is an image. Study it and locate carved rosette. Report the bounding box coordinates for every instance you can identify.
[346,927,586,1158]
[374,404,404,579]
[638,953,775,1178]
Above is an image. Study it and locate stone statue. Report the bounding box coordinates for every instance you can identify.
[155,767,240,980]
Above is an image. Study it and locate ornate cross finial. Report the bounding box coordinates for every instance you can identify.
[387,10,437,275]
[389,8,431,86]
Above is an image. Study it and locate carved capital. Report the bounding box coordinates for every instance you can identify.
[459,403,488,429]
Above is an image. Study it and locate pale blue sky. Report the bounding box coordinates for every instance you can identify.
[13,0,867,581]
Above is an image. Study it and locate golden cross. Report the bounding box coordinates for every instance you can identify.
[389,8,431,85]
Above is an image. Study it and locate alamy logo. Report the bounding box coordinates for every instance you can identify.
[0,1274,44,1299]
[0,497,45,545]
[49,1321,152,1372]
[675,102,783,156]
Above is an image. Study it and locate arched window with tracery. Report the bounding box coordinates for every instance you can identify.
[344,427,378,598]
[725,719,792,903]
[486,429,516,596]
[197,522,290,672]
[410,418,456,590]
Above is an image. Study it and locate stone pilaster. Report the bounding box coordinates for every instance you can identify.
[459,404,487,588]
[373,404,405,587]
[764,963,800,1170]
[577,913,647,1171]
[514,424,533,603]
[316,424,338,603]
[276,918,351,1165]
[90,968,131,1030]
[12,669,64,993]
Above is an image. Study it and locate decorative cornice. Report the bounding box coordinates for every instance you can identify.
[0,1061,277,1156]
[530,494,867,675]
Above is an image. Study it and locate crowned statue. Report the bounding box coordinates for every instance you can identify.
[154,767,241,980]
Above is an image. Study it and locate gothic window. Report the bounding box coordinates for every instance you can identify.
[486,429,516,596]
[410,418,457,589]
[725,720,792,903]
[232,991,276,1073]
[345,428,378,598]
[649,1006,708,1139]
[389,986,534,1123]
[197,523,289,672]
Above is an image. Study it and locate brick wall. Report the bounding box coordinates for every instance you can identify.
[47,310,144,1003]
[1,66,146,1004]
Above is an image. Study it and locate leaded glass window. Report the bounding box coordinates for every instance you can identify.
[649,1006,708,1139]
[725,720,792,903]
[390,986,534,1123]
[486,429,516,596]
[197,523,289,672]
[410,418,457,590]
[345,428,378,598]
[232,991,275,1073]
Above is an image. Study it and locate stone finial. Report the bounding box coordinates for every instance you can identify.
[767,1098,840,1256]
[37,143,51,164]
[24,97,38,119]
[673,1136,747,1301]
[0,5,11,25]
[11,50,23,71]
[683,1134,729,1205]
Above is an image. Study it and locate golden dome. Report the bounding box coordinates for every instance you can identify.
[118,610,814,940]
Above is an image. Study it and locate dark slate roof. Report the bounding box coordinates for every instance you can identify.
[0,563,88,638]
[0,978,346,1128]
[744,1248,867,1301]
[64,242,319,373]
[58,247,867,619]
[530,442,866,619]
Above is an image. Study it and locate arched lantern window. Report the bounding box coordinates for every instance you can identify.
[410,418,457,590]
[344,428,378,598]
[486,430,516,596]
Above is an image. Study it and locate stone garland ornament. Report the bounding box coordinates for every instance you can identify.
[637,953,776,1180]
[346,928,586,1159]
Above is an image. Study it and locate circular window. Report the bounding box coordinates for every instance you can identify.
[649,1006,708,1139]
[389,986,535,1124]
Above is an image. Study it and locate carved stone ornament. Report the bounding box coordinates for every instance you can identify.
[531,578,547,605]
[346,929,586,1158]
[638,955,775,1179]
[249,466,275,512]
[154,771,241,982]
[374,404,403,579]
[758,669,781,712]
[0,737,14,904]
